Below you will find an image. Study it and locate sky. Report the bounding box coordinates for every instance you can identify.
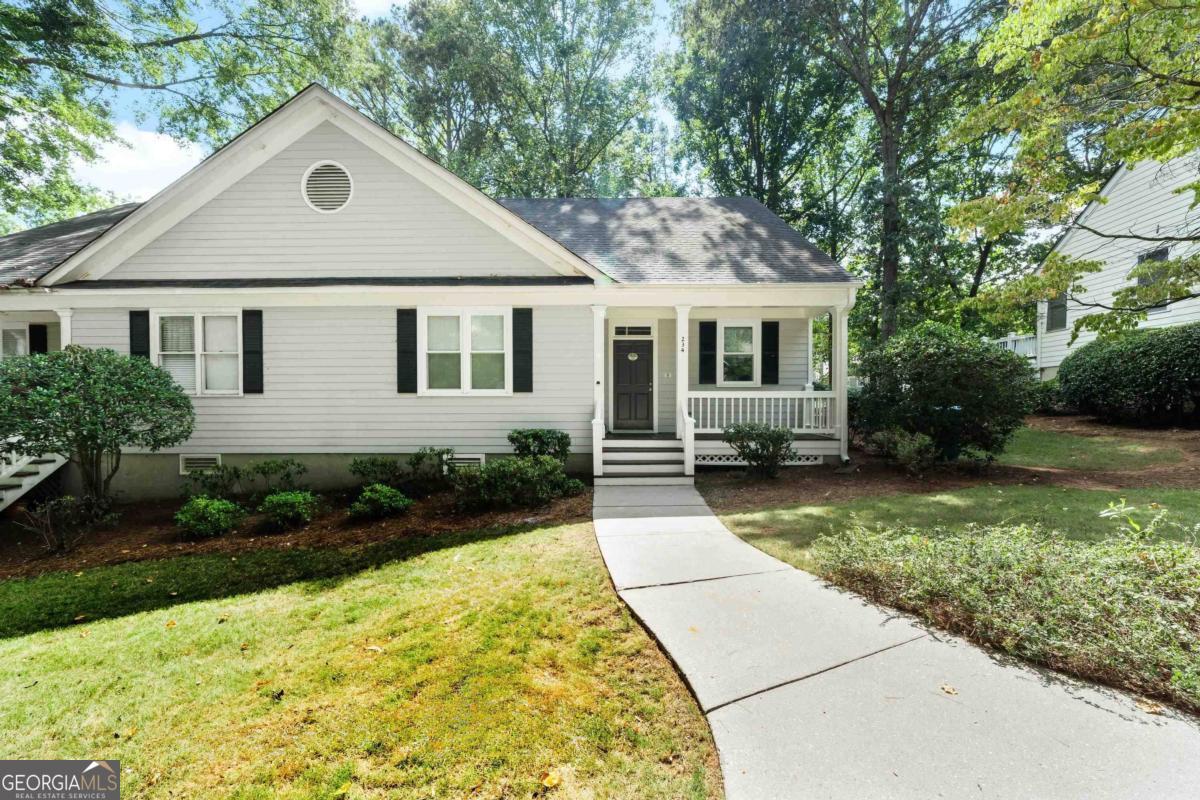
[75,0,677,203]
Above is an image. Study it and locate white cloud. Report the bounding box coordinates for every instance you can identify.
[353,0,401,18]
[71,122,206,203]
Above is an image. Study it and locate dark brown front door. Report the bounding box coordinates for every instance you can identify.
[614,339,654,430]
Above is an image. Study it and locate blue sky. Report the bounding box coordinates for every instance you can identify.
[77,0,677,202]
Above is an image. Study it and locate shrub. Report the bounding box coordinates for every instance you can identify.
[249,458,307,493]
[184,464,247,500]
[868,428,938,475]
[845,384,864,437]
[350,483,414,520]
[175,496,244,539]
[857,322,1036,461]
[722,423,795,478]
[258,490,320,530]
[1029,378,1071,415]
[0,346,194,501]
[507,428,572,463]
[452,455,584,511]
[349,456,406,488]
[18,495,112,553]
[1057,323,1200,425]
[407,447,456,495]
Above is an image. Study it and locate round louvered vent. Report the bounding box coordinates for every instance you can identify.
[302,161,353,213]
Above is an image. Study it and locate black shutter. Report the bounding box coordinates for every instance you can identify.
[397,309,417,393]
[29,324,48,354]
[699,321,717,384]
[129,310,150,358]
[242,310,263,394]
[762,321,779,384]
[513,308,533,392]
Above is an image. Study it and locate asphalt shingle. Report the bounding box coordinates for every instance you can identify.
[0,204,140,287]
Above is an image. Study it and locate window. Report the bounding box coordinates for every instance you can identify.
[418,308,511,395]
[1,326,28,360]
[718,320,760,386]
[1046,293,1067,332]
[153,312,242,395]
[1136,247,1171,315]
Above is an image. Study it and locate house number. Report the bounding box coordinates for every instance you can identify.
[679,336,687,352]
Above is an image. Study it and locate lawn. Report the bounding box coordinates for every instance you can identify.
[0,522,721,799]
[996,426,1185,471]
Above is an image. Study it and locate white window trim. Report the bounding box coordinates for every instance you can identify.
[417,307,513,396]
[151,310,243,397]
[717,319,761,387]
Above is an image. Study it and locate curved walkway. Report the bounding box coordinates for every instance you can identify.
[593,484,1200,800]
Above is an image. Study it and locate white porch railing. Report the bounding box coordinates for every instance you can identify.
[990,333,1038,363]
[686,391,837,435]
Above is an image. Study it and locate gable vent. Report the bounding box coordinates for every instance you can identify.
[179,454,222,475]
[302,161,353,213]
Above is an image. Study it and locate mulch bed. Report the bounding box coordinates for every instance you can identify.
[0,489,593,581]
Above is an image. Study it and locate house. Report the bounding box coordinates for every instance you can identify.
[0,85,858,504]
[1021,154,1200,379]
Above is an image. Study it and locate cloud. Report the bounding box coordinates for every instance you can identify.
[71,122,206,202]
[353,0,400,18]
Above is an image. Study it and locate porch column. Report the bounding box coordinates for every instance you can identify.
[56,309,74,347]
[832,305,849,462]
[674,305,690,434]
[591,305,607,476]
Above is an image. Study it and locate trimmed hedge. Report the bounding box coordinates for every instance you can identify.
[452,455,584,511]
[722,423,794,478]
[507,428,572,462]
[175,496,244,539]
[350,483,413,520]
[1057,323,1200,425]
[258,490,320,531]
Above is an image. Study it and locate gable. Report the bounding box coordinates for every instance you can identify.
[106,122,564,280]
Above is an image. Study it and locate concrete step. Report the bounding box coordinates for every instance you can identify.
[595,476,694,486]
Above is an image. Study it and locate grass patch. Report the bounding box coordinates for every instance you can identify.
[813,523,1200,713]
[720,486,1200,571]
[996,427,1184,471]
[0,523,721,799]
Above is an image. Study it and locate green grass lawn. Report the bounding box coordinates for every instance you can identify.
[996,427,1184,471]
[0,523,721,799]
[720,486,1200,571]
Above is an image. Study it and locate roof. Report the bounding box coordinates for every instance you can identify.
[499,197,851,283]
[0,204,140,287]
[0,196,852,288]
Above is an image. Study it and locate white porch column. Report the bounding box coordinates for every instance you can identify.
[674,305,690,434]
[832,305,849,462]
[591,305,607,477]
[56,309,74,347]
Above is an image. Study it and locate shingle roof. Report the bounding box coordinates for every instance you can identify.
[499,197,852,283]
[0,203,140,287]
[0,196,851,286]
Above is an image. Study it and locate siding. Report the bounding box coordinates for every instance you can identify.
[71,305,594,454]
[687,317,809,390]
[1039,156,1200,370]
[108,122,561,280]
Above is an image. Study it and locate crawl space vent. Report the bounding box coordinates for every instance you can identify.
[303,162,353,212]
[445,454,486,473]
[179,454,222,475]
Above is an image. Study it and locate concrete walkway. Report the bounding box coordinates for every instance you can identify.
[593,484,1200,800]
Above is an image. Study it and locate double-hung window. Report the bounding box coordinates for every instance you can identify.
[718,320,760,386]
[0,325,28,361]
[1045,293,1067,332]
[418,308,512,395]
[154,312,242,395]
[1136,247,1171,315]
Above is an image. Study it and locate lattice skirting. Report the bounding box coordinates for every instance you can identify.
[695,453,822,466]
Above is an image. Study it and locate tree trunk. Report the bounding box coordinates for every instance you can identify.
[878,129,902,340]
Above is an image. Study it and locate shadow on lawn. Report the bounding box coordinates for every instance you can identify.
[0,524,541,640]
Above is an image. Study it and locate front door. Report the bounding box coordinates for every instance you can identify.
[613,339,653,430]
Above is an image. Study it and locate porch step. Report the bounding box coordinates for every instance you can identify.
[0,452,68,513]
[602,463,686,476]
[603,437,683,449]
[604,446,684,454]
[595,476,694,486]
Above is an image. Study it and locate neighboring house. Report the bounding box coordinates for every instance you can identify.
[0,84,858,504]
[1021,154,1200,379]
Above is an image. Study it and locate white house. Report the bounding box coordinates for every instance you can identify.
[1021,154,1200,379]
[0,85,859,504]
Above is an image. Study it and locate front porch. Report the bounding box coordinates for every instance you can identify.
[591,303,850,484]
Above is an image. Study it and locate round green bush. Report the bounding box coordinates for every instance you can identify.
[257,490,320,530]
[1057,323,1200,425]
[175,496,244,539]
[858,321,1037,461]
[451,455,584,511]
[350,483,414,520]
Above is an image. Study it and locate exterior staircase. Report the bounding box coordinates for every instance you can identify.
[0,442,67,513]
[596,436,693,486]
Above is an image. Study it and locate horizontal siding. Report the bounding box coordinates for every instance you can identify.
[688,317,809,390]
[109,122,561,280]
[71,306,594,454]
[1040,157,1200,369]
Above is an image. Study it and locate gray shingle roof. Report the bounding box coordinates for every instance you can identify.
[0,203,140,287]
[499,197,851,283]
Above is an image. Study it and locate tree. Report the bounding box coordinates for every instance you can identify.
[1,0,357,225]
[953,0,1200,337]
[0,347,194,501]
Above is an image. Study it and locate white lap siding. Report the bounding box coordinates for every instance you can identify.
[687,317,810,390]
[70,305,594,454]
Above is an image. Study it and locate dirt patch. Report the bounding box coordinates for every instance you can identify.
[0,489,592,581]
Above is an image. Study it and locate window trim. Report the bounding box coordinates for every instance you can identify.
[0,322,30,361]
[1045,294,1068,333]
[417,307,513,396]
[1134,246,1172,315]
[151,310,243,397]
[716,319,761,387]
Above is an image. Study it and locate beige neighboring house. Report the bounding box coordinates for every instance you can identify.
[998,154,1200,379]
[0,85,859,506]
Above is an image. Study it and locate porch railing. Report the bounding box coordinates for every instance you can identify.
[686,390,837,435]
[990,333,1038,362]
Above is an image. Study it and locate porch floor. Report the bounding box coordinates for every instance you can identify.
[605,432,836,441]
